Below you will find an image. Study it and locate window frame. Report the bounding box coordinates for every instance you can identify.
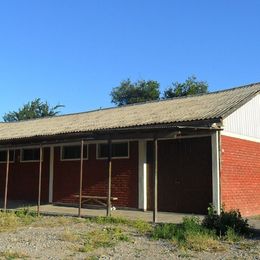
[20,147,43,163]
[0,149,15,163]
[96,141,130,160]
[60,143,89,161]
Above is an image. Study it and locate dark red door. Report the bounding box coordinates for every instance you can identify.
[158,137,212,214]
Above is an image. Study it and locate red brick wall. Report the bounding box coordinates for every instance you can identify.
[221,135,260,216]
[53,141,139,208]
[0,149,49,203]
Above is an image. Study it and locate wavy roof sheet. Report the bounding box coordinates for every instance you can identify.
[0,83,259,141]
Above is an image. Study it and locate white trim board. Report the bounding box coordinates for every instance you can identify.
[211,132,221,214]
[222,131,260,143]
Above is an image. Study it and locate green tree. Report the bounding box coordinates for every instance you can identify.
[163,76,208,99]
[111,79,160,106]
[3,98,64,122]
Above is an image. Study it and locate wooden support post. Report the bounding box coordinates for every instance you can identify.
[78,140,84,217]
[153,138,158,223]
[37,146,43,217]
[4,149,10,212]
[106,139,112,217]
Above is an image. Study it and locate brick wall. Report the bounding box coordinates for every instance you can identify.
[53,141,139,208]
[0,149,49,202]
[221,135,260,216]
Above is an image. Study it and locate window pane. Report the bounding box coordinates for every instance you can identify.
[22,148,40,161]
[97,142,129,158]
[62,145,87,160]
[98,143,109,158]
[112,142,128,157]
[0,150,14,162]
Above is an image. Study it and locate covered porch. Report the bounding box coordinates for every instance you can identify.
[0,126,221,222]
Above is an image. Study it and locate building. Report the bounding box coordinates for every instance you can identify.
[0,83,259,217]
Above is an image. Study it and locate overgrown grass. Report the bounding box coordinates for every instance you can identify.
[0,250,28,259]
[0,208,37,232]
[60,229,80,242]
[86,216,152,234]
[151,217,224,251]
[79,227,130,252]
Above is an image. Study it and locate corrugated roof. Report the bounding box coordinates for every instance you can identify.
[0,82,259,142]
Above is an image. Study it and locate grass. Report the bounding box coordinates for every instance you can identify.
[151,217,225,251]
[86,216,152,234]
[79,227,130,252]
[60,229,80,242]
[0,250,28,259]
[0,209,37,232]
[253,215,260,220]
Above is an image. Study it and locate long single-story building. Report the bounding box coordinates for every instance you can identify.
[0,83,259,217]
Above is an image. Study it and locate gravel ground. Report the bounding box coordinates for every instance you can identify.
[0,216,259,260]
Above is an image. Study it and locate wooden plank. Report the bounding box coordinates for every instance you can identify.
[78,140,84,217]
[106,139,112,217]
[74,195,118,200]
[4,149,10,211]
[153,138,158,223]
[37,146,43,216]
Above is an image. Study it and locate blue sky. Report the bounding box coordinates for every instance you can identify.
[0,0,259,118]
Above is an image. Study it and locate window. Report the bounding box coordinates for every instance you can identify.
[21,148,41,162]
[0,150,15,163]
[61,144,88,160]
[97,142,129,159]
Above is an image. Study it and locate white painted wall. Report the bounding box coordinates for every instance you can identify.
[211,132,220,214]
[48,146,54,203]
[138,140,147,211]
[223,94,260,139]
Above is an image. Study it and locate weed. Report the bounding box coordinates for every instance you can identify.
[79,227,129,252]
[87,216,130,225]
[0,250,28,259]
[60,229,80,242]
[0,212,20,232]
[130,219,152,234]
[224,227,243,242]
[151,216,223,251]
[86,216,152,234]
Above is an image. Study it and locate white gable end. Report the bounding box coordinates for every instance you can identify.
[223,94,260,140]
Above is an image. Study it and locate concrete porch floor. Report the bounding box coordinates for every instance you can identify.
[1,200,203,223]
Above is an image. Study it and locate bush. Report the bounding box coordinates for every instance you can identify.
[202,205,250,237]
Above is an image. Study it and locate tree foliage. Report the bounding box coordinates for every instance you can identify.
[110,79,160,106]
[3,98,64,122]
[163,76,208,99]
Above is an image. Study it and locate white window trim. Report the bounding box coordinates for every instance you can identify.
[60,143,89,161]
[20,147,43,163]
[0,150,15,163]
[96,141,130,160]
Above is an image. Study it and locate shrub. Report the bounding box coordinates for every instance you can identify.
[202,205,250,237]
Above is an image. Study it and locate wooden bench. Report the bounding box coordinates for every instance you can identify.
[74,195,118,207]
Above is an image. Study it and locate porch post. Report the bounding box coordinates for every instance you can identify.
[78,140,84,217]
[106,139,112,217]
[4,149,10,211]
[153,138,158,223]
[211,131,221,214]
[37,145,43,216]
